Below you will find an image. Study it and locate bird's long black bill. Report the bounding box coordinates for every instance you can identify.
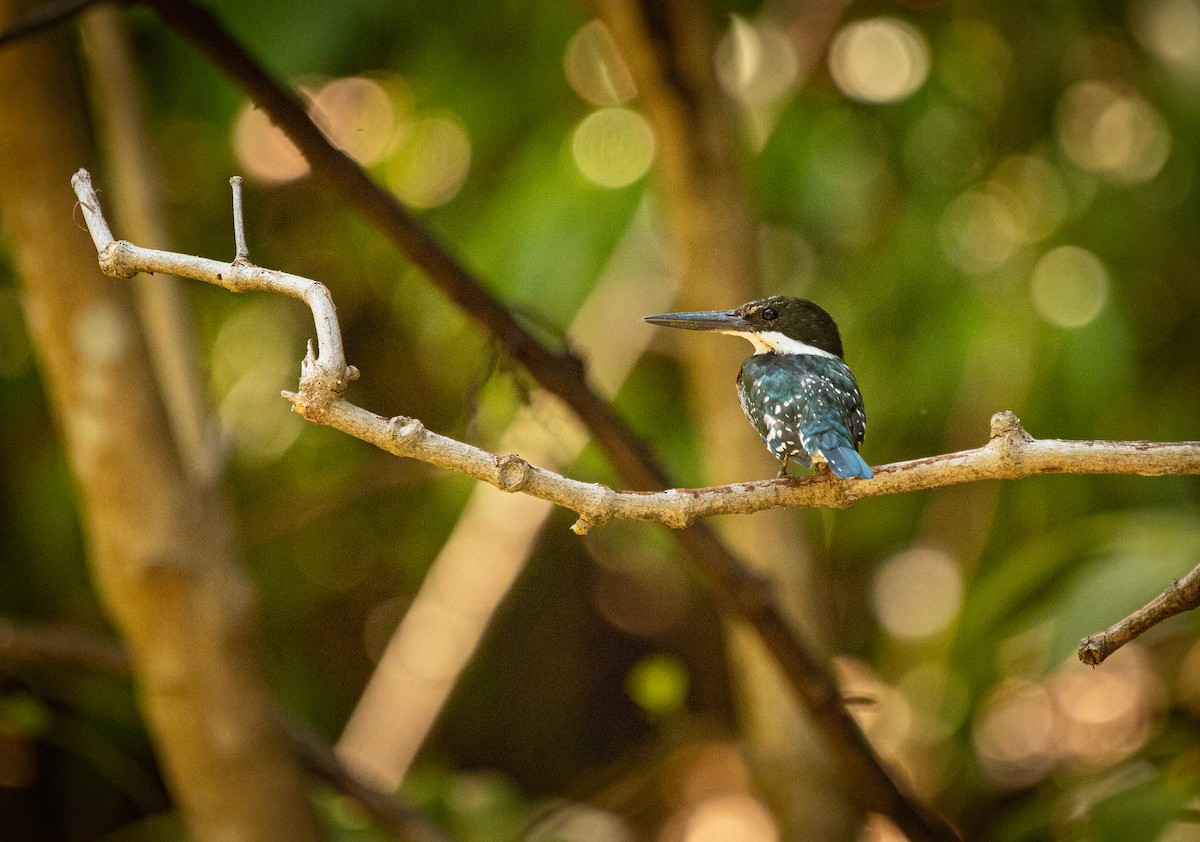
[642,310,751,332]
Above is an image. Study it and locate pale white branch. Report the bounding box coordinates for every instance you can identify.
[72,169,354,400]
[71,168,1200,535]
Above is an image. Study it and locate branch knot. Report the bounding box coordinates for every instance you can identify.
[98,240,139,278]
[495,454,531,492]
[388,415,426,446]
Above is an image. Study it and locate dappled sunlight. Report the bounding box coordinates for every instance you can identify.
[217,367,305,462]
[829,17,930,104]
[973,677,1058,787]
[528,803,635,842]
[991,155,1070,244]
[938,186,1022,274]
[385,113,472,208]
[858,813,908,842]
[1047,647,1163,769]
[716,15,801,146]
[233,73,470,207]
[211,299,305,462]
[834,658,914,758]
[308,75,401,167]
[665,794,779,842]
[717,16,799,109]
[937,154,1072,276]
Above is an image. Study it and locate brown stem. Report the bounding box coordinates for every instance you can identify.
[1079,561,1200,666]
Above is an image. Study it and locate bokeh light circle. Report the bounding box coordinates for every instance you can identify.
[829,17,930,104]
[564,20,636,105]
[871,547,963,639]
[309,76,398,166]
[1029,245,1109,328]
[232,100,310,184]
[572,107,656,188]
[938,187,1021,274]
[386,114,472,209]
[1056,81,1171,183]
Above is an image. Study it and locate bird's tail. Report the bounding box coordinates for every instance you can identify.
[822,445,874,480]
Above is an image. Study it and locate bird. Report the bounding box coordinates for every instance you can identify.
[644,295,873,480]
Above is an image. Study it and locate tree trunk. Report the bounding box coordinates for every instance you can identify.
[0,5,323,840]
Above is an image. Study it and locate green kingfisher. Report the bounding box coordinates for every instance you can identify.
[644,296,873,480]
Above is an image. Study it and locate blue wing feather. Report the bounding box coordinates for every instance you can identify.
[738,354,872,479]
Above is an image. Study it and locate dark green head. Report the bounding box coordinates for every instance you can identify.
[644,296,845,359]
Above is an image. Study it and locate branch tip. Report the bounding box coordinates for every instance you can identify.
[1078,637,1105,666]
[570,516,594,535]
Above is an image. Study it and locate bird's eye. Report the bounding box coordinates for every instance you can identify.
[761,307,778,321]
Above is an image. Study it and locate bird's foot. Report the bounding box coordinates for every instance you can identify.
[776,459,790,479]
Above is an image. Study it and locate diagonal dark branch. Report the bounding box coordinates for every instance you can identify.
[0,616,448,842]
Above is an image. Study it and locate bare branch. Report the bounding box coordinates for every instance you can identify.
[1078,561,1200,666]
[65,183,1200,534]
[72,169,355,401]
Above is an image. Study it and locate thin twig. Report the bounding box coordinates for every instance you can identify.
[0,615,448,842]
[1079,561,1200,666]
[230,175,248,260]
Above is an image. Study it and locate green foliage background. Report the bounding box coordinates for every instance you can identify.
[0,0,1199,839]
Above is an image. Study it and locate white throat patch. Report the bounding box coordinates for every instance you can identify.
[723,329,838,358]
